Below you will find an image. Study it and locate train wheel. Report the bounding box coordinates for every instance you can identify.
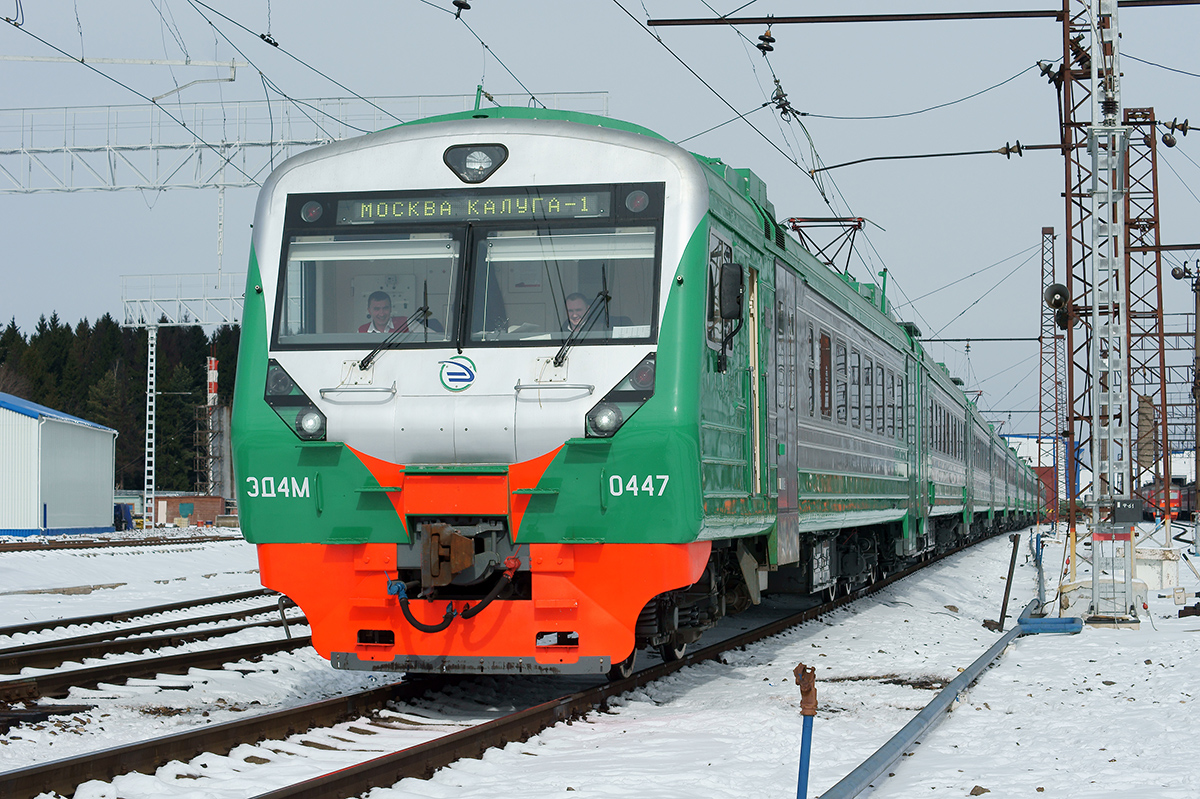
[607,649,637,681]
[658,640,687,663]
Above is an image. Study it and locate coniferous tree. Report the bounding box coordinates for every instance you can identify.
[0,318,27,370]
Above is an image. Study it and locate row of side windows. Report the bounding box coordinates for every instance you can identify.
[810,322,904,439]
[929,401,964,458]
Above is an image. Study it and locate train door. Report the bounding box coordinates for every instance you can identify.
[746,265,762,494]
[902,354,923,556]
[773,263,800,564]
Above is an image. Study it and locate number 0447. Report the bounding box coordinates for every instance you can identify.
[608,474,669,497]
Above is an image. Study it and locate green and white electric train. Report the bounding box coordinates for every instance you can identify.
[232,106,1037,677]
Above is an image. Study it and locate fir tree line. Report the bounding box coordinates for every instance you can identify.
[0,313,239,493]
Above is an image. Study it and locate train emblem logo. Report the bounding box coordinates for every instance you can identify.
[438,355,477,391]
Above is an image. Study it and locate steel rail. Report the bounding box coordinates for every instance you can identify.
[0,588,274,638]
[0,533,242,553]
[0,635,312,702]
[0,612,307,673]
[0,678,454,799]
[819,600,1040,799]
[250,534,1008,799]
[0,602,288,657]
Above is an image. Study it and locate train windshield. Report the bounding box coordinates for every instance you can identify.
[272,183,662,350]
[277,233,460,347]
[469,228,656,343]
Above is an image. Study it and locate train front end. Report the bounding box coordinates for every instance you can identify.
[232,110,713,674]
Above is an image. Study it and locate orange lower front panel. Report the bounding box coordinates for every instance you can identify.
[257,540,712,674]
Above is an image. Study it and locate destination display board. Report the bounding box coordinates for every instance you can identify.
[337,191,611,225]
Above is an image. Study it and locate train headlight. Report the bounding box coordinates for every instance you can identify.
[264,359,327,441]
[584,353,656,438]
[444,144,508,184]
[296,409,326,439]
[586,403,623,437]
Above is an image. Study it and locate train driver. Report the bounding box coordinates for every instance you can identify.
[564,292,589,332]
[359,291,409,334]
[563,291,629,334]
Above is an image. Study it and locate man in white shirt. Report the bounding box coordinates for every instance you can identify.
[359,291,408,334]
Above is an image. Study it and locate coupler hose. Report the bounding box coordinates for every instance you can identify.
[389,556,520,632]
[399,597,457,633]
[461,556,521,620]
[388,580,458,633]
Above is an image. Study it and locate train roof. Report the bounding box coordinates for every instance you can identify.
[391,106,669,142]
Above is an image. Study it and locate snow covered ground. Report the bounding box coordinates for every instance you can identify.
[2,526,1198,798]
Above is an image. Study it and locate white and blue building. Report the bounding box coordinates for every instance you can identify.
[0,392,117,536]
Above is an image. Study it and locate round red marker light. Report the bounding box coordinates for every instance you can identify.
[630,360,655,391]
[301,201,324,223]
[625,190,650,213]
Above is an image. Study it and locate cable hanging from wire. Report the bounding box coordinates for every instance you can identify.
[185,2,361,139]
[187,0,404,125]
[612,0,812,184]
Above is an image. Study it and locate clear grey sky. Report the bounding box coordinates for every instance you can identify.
[2,1,1198,435]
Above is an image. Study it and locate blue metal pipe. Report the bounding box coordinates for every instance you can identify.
[818,599,1038,799]
[797,714,814,799]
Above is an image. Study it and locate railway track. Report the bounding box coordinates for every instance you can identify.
[0,532,243,554]
[0,588,274,639]
[0,590,304,720]
[0,608,305,675]
[0,534,1001,799]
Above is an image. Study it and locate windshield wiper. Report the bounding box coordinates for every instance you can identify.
[359,281,434,370]
[552,290,609,367]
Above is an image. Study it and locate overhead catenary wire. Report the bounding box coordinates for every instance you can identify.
[187,6,346,140]
[1124,51,1200,80]
[1160,149,1200,208]
[677,103,772,144]
[611,0,816,183]
[3,17,260,186]
[648,4,1042,428]
[413,0,545,109]
[929,250,1038,340]
[800,64,1038,121]
[893,243,1042,309]
[184,2,365,141]
[621,0,936,341]
[186,0,403,125]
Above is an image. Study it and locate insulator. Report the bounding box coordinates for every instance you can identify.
[1002,140,1023,159]
[453,0,471,9]
[757,28,775,54]
[1166,117,1190,136]
[1101,98,1118,117]
[1163,132,1178,148]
